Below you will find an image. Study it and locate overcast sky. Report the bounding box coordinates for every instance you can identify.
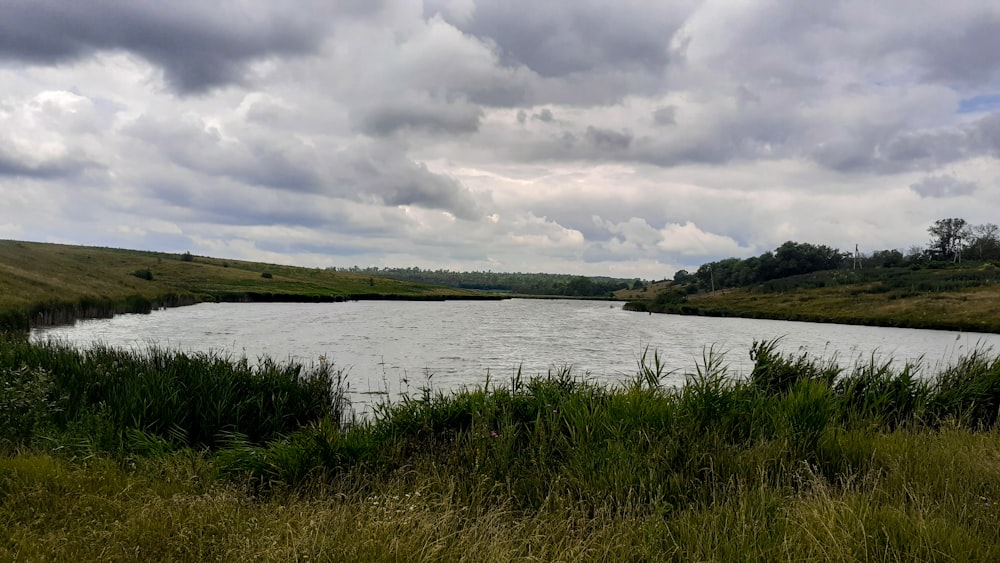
[1,1,999,280]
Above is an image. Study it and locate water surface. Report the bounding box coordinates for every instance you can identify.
[32,299,1000,407]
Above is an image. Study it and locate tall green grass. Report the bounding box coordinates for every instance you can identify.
[3,337,1000,560]
[197,339,1000,511]
[0,337,348,452]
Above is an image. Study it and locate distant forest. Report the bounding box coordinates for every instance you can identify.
[679,218,1000,292]
[329,267,642,297]
[332,218,998,297]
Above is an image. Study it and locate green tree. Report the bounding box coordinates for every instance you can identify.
[671,270,694,285]
[773,241,844,278]
[967,223,1000,260]
[927,218,969,261]
[868,249,905,268]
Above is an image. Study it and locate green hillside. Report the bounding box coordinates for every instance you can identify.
[0,239,489,331]
[622,263,1000,333]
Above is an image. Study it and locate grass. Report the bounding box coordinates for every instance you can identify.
[0,239,492,332]
[0,338,349,452]
[623,263,1000,333]
[2,337,1000,560]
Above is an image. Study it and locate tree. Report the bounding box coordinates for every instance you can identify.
[927,218,969,262]
[564,276,595,296]
[868,249,905,268]
[904,245,927,263]
[772,241,844,278]
[671,270,694,285]
[967,223,1000,260]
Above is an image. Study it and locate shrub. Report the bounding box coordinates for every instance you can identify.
[261,272,273,279]
[0,364,61,447]
[131,268,153,281]
[749,338,840,396]
[0,339,350,451]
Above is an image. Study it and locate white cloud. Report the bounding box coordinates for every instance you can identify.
[1,1,999,279]
[910,174,978,198]
[657,222,751,257]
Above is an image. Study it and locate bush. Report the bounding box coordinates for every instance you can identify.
[131,268,153,281]
[261,272,273,279]
[749,338,839,396]
[0,364,61,447]
[0,340,350,451]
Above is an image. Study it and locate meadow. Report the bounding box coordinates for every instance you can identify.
[3,240,1000,560]
[0,240,485,332]
[622,263,1000,333]
[2,335,999,561]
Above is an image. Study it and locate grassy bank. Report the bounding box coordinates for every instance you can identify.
[0,239,492,332]
[3,337,1000,560]
[623,263,1000,333]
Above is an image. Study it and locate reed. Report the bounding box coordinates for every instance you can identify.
[0,337,349,451]
[3,338,1000,560]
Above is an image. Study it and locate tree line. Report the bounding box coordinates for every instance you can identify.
[331,218,999,297]
[922,218,1000,262]
[672,241,846,292]
[673,218,1000,292]
[328,266,641,297]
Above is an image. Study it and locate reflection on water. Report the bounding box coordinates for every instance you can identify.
[32,299,1000,406]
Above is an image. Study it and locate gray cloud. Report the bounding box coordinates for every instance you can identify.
[354,99,484,137]
[0,1,331,94]
[123,115,322,192]
[533,108,555,123]
[0,150,89,179]
[124,115,482,219]
[910,175,978,198]
[427,0,688,78]
[652,106,677,126]
[586,127,632,152]
[812,112,1000,174]
[338,144,483,219]
[907,13,1000,86]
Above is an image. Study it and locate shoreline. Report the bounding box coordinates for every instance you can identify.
[3,291,509,333]
[624,301,1000,334]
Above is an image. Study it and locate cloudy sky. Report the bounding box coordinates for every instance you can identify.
[1,0,999,280]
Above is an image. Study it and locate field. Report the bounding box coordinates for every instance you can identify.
[0,239,486,331]
[2,337,999,561]
[622,264,1000,333]
[3,241,1000,560]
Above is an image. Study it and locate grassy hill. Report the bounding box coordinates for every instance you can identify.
[0,239,489,331]
[620,263,1000,333]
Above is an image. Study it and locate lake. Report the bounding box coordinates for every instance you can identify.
[31,299,1000,410]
